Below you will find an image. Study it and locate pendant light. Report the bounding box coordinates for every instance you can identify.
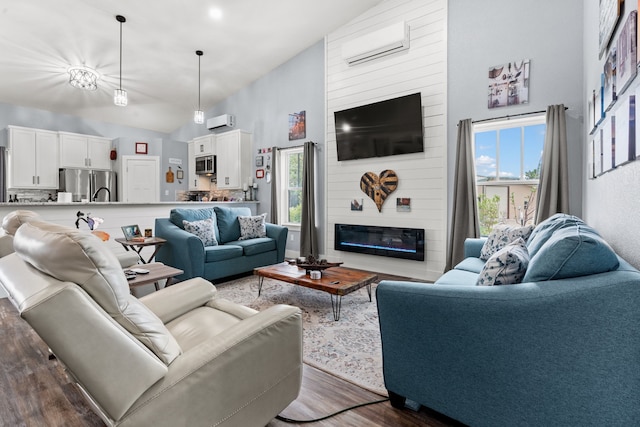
[114,15,128,107]
[194,50,204,124]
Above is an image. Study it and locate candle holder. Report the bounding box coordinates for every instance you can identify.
[243,190,249,201]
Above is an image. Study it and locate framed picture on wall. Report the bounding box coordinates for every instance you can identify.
[599,0,622,59]
[615,11,637,96]
[135,142,148,154]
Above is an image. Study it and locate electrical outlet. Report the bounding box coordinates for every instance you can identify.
[290,235,294,241]
[165,190,169,196]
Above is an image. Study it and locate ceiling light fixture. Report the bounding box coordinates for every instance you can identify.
[68,66,99,91]
[194,50,204,124]
[114,15,127,107]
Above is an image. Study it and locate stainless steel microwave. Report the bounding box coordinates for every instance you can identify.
[195,155,216,175]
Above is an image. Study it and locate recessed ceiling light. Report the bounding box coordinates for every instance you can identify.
[209,7,223,20]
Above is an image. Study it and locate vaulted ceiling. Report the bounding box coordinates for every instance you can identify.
[0,0,381,133]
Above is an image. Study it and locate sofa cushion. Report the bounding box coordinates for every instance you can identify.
[527,213,585,258]
[183,218,218,246]
[238,213,267,240]
[480,224,534,260]
[435,269,479,286]
[13,221,181,365]
[454,257,486,274]
[204,244,244,262]
[524,225,620,282]
[170,208,220,242]
[226,237,276,256]
[214,206,252,243]
[477,238,529,286]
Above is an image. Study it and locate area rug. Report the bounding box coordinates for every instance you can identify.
[213,274,387,396]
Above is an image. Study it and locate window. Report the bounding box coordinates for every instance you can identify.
[474,115,545,234]
[278,147,304,227]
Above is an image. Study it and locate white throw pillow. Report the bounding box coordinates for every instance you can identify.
[476,238,530,286]
[183,218,218,246]
[480,224,534,260]
[238,213,267,240]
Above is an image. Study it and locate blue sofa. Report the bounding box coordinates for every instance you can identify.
[377,214,640,426]
[155,206,287,282]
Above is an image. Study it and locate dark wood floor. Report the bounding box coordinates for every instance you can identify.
[0,271,461,427]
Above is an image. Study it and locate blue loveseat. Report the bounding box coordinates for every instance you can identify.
[377,214,640,426]
[155,206,287,282]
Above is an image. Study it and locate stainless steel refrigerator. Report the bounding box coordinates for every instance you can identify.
[59,168,117,202]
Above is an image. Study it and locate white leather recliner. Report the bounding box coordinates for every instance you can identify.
[0,219,303,426]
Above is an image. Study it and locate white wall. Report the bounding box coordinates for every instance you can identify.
[583,2,640,269]
[326,0,448,281]
[447,0,585,230]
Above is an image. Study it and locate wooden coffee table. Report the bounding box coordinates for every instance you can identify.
[126,262,183,292]
[254,262,378,321]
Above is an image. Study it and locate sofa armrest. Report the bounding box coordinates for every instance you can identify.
[463,237,486,259]
[123,304,303,426]
[266,223,288,262]
[154,218,204,280]
[140,277,216,323]
[376,271,640,425]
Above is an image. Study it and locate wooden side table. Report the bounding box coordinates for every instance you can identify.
[115,237,167,264]
[126,262,183,292]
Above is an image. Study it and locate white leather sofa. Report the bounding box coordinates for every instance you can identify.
[0,219,303,426]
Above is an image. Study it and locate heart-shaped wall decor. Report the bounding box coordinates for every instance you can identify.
[360,170,398,212]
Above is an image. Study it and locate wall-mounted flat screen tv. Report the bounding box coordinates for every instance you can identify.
[334,92,424,161]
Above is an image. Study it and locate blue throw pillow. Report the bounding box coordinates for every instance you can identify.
[523,225,619,282]
[526,213,585,258]
[214,206,252,243]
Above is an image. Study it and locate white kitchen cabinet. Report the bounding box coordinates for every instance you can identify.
[7,126,59,189]
[59,132,112,170]
[192,134,214,156]
[187,140,208,191]
[216,130,252,190]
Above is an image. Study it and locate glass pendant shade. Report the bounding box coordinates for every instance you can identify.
[194,110,204,124]
[194,50,204,124]
[114,88,128,106]
[68,67,99,91]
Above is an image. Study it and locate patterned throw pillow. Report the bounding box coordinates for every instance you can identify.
[183,218,218,246]
[480,224,534,260]
[476,238,530,286]
[238,213,267,240]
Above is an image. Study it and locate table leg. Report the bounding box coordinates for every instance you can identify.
[330,294,342,321]
[366,284,372,302]
[258,276,264,296]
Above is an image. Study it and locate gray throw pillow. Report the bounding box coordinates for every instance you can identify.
[238,213,267,240]
[480,224,534,260]
[183,218,218,246]
[477,238,530,286]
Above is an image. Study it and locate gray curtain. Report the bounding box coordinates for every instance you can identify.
[269,146,278,224]
[535,104,569,223]
[0,147,5,202]
[300,141,318,257]
[445,119,480,271]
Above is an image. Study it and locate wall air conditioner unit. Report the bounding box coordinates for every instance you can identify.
[341,21,410,66]
[207,114,235,131]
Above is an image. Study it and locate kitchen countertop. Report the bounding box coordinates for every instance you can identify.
[0,201,260,207]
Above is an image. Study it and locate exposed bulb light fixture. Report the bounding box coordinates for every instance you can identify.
[194,50,204,124]
[114,15,127,107]
[68,66,99,91]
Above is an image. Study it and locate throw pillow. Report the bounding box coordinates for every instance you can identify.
[523,224,619,282]
[480,224,534,260]
[238,213,267,240]
[476,238,530,286]
[183,218,218,246]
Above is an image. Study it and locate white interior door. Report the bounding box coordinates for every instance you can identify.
[121,156,160,202]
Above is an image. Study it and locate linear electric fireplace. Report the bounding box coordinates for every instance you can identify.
[334,223,425,261]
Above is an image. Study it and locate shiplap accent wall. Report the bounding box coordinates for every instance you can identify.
[325,0,447,281]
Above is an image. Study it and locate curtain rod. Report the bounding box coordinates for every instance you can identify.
[274,141,316,150]
[471,106,568,124]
